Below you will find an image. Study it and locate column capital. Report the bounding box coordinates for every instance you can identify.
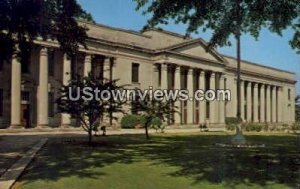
[210,72,215,77]
[253,83,258,88]
[40,47,48,56]
[175,65,181,73]
[187,67,194,75]
[161,63,168,71]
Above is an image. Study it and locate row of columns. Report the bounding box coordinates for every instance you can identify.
[238,80,283,123]
[10,47,112,128]
[157,63,225,125]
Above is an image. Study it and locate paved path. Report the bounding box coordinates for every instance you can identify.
[0,139,48,189]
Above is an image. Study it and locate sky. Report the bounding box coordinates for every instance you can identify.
[78,0,300,94]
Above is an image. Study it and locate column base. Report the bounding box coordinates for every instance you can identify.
[36,124,49,129]
[9,124,23,129]
[60,124,71,129]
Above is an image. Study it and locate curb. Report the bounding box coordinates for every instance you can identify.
[0,138,48,189]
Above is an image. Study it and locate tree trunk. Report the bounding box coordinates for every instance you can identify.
[88,128,93,145]
[145,124,150,140]
[235,0,243,136]
[236,33,242,135]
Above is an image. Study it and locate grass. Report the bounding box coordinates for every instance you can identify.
[13,132,300,189]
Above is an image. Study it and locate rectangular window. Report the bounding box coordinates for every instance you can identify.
[48,50,55,77]
[288,89,291,100]
[131,63,139,83]
[48,92,54,117]
[0,89,3,117]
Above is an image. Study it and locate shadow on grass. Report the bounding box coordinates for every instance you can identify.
[17,133,300,188]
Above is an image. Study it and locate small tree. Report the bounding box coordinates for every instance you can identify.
[132,91,178,139]
[296,95,300,122]
[57,73,124,144]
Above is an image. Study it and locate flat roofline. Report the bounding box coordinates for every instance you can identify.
[223,54,295,75]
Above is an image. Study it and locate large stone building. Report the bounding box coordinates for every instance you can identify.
[0,22,296,129]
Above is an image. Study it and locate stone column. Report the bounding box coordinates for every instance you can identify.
[219,74,225,124]
[271,86,277,123]
[10,53,21,127]
[37,48,49,127]
[111,58,117,81]
[277,87,282,123]
[266,85,271,122]
[152,64,159,90]
[103,57,111,81]
[253,83,259,122]
[209,72,216,123]
[61,53,71,127]
[240,80,245,121]
[260,84,265,123]
[174,66,181,124]
[199,70,206,124]
[246,81,252,122]
[187,68,194,124]
[83,54,92,77]
[161,63,168,90]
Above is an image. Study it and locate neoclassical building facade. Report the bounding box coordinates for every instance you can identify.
[0,22,296,129]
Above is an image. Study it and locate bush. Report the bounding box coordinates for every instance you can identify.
[243,123,263,132]
[121,115,141,129]
[225,117,240,131]
[291,122,300,131]
[151,117,165,133]
[226,124,236,131]
[225,117,241,125]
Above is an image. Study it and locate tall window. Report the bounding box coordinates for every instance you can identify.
[131,63,139,83]
[48,92,54,117]
[0,56,4,72]
[288,89,291,100]
[48,50,55,77]
[0,89,3,117]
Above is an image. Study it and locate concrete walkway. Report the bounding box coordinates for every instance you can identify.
[0,127,206,136]
[0,138,48,189]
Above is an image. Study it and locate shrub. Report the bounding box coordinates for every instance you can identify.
[243,123,263,132]
[226,124,236,131]
[151,117,165,133]
[291,122,300,131]
[225,117,241,125]
[225,117,240,131]
[121,115,141,129]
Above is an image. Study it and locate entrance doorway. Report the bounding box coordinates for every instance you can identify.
[21,104,30,128]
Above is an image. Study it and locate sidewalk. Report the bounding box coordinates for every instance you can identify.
[0,126,205,136]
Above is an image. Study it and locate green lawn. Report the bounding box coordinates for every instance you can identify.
[14,132,300,189]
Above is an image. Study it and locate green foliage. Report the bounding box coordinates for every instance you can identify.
[225,117,241,125]
[296,95,300,122]
[0,0,94,61]
[242,123,263,132]
[56,73,124,143]
[291,122,300,131]
[151,117,165,133]
[134,0,300,53]
[131,91,178,139]
[225,117,241,131]
[121,114,141,129]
